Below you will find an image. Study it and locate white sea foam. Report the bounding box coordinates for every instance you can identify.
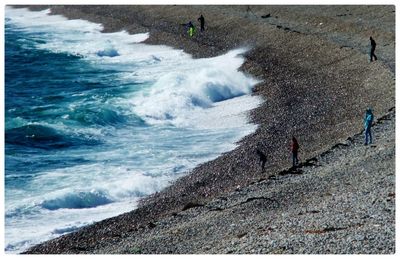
[130,49,262,128]
[5,6,264,253]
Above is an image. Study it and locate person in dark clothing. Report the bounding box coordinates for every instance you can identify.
[370,36,377,62]
[291,137,300,167]
[256,149,267,172]
[364,108,374,145]
[198,14,205,32]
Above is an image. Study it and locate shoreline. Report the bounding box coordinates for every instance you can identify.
[24,109,396,254]
[12,5,395,253]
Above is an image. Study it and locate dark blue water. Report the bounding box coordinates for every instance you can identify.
[6,22,134,181]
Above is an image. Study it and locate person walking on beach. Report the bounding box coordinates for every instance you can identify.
[291,136,300,167]
[370,36,377,62]
[198,14,205,32]
[364,108,374,145]
[256,148,267,172]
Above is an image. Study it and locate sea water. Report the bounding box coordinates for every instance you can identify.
[4,7,262,253]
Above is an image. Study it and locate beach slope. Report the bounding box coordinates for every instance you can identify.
[21,5,395,254]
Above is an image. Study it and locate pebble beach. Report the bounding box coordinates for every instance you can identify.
[15,5,395,254]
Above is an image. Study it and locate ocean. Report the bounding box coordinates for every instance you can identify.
[4,7,262,253]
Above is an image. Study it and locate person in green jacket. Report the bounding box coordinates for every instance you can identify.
[188,21,196,37]
[181,21,196,37]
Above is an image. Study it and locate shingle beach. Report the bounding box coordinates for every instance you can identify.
[19,5,395,254]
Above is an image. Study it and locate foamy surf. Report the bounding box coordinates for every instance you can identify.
[5,6,263,253]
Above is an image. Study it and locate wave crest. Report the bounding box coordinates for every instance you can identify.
[132,49,259,125]
[40,190,113,210]
[96,48,119,57]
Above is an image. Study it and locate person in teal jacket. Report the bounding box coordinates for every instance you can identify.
[364,108,374,145]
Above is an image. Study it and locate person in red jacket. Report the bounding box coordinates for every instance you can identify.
[291,136,300,167]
